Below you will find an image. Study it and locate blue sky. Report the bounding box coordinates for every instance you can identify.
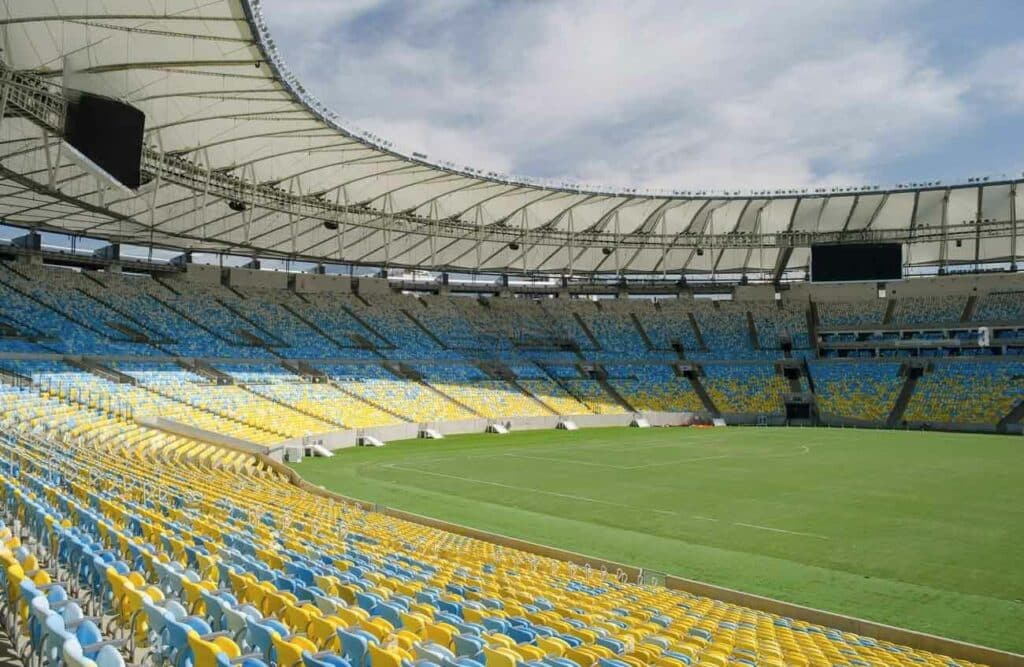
[260,0,1024,191]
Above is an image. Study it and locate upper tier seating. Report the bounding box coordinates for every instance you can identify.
[0,267,158,356]
[749,304,811,350]
[639,301,704,354]
[157,283,277,358]
[974,292,1024,323]
[92,271,262,358]
[0,261,1021,431]
[691,303,763,360]
[816,300,887,328]
[891,296,967,326]
[230,288,344,358]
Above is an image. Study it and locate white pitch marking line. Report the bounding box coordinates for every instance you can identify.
[732,522,829,540]
[622,454,734,470]
[383,463,677,515]
[622,443,812,470]
[504,453,625,468]
[380,464,828,537]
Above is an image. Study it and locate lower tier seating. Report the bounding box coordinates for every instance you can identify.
[904,360,1024,424]
[703,365,788,415]
[810,363,903,421]
[0,388,988,667]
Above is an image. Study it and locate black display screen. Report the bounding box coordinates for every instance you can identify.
[64,90,145,189]
[811,243,902,282]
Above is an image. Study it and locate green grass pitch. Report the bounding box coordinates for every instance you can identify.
[290,426,1023,652]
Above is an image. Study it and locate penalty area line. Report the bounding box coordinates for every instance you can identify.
[732,522,829,540]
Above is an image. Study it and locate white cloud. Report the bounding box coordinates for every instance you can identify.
[259,0,1020,190]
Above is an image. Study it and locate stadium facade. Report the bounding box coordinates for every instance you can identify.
[0,4,1021,667]
[0,1,1022,279]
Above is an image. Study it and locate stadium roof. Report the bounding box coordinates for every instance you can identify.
[0,0,1021,277]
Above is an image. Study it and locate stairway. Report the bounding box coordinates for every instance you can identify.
[882,299,897,325]
[216,298,286,347]
[177,359,234,384]
[629,313,657,351]
[327,379,412,423]
[419,379,484,418]
[596,375,636,412]
[401,309,448,349]
[75,287,169,343]
[686,371,720,417]
[282,360,330,382]
[688,314,709,352]
[802,359,816,394]
[150,295,239,345]
[572,312,603,350]
[960,295,978,323]
[507,380,557,415]
[65,358,136,384]
[807,302,820,358]
[746,312,761,350]
[885,368,920,428]
[0,272,110,337]
[997,400,1024,432]
[390,362,483,418]
[105,321,153,343]
[153,276,182,295]
[240,384,347,429]
[235,328,281,357]
[339,304,395,348]
[543,370,591,409]
[279,302,350,353]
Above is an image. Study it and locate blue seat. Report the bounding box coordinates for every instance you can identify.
[301,650,351,667]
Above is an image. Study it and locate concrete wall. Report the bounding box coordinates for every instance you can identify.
[337,412,699,445]
[733,285,778,302]
[178,262,221,286]
[360,422,418,443]
[506,415,561,430]
[356,277,391,295]
[432,418,488,435]
[136,416,270,455]
[293,273,352,294]
[279,429,357,451]
[791,271,1024,304]
[228,267,288,290]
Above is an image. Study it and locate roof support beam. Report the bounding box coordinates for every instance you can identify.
[771,247,794,284]
[1011,183,1018,269]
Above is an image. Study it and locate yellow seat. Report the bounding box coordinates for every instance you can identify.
[483,646,519,667]
[187,629,242,667]
[538,636,568,657]
[367,642,404,667]
[271,631,319,667]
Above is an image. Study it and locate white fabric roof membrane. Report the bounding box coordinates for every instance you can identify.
[0,0,1021,276]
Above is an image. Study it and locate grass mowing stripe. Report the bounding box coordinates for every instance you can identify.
[292,426,1024,652]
